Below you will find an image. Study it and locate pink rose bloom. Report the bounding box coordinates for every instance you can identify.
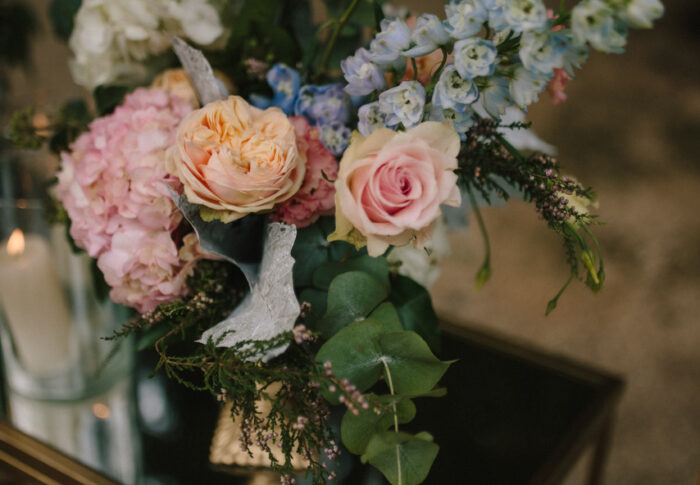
[272,117,337,228]
[547,68,570,105]
[56,87,205,313]
[166,95,305,223]
[329,122,461,257]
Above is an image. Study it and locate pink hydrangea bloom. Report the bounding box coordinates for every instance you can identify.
[56,88,204,313]
[273,116,338,228]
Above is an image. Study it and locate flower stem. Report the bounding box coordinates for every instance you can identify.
[381,357,402,485]
[319,0,362,74]
[466,186,492,289]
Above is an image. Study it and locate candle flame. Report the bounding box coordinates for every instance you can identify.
[7,229,25,256]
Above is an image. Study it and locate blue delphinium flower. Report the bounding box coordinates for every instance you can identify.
[318,122,352,156]
[432,65,479,112]
[503,0,547,32]
[429,104,476,135]
[444,0,488,40]
[342,48,386,96]
[404,14,450,57]
[509,66,549,110]
[519,31,569,74]
[560,30,589,75]
[368,18,412,66]
[572,0,627,53]
[358,102,387,137]
[249,63,300,114]
[378,80,426,129]
[481,0,508,31]
[453,39,497,79]
[479,76,512,118]
[295,84,352,125]
[617,0,664,29]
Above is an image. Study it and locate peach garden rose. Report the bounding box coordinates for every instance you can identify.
[329,121,461,256]
[167,95,305,223]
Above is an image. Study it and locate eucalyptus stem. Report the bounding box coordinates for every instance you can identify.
[466,186,492,289]
[381,357,402,485]
[319,0,361,74]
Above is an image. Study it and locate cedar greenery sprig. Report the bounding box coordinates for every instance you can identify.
[456,117,604,313]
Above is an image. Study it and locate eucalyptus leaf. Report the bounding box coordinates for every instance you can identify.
[361,431,439,485]
[316,318,387,403]
[291,217,353,288]
[298,288,328,326]
[368,302,402,332]
[312,254,389,290]
[341,396,416,454]
[378,332,452,396]
[317,271,388,338]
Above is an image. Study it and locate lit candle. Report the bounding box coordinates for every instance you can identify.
[0,229,74,375]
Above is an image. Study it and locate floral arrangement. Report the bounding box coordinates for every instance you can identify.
[11,0,663,483]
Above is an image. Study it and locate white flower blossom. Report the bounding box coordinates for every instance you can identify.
[572,0,627,53]
[444,0,488,40]
[453,38,497,79]
[357,102,387,137]
[378,81,426,129]
[616,0,664,29]
[509,66,548,110]
[368,18,412,65]
[387,217,451,289]
[432,65,479,112]
[503,0,547,32]
[404,14,450,57]
[69,0,224,89]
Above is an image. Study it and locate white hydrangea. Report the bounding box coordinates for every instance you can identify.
[69,0,224,89]
[387,217,451,289]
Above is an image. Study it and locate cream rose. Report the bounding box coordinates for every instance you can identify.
[329,122,461,256]
[167,95,305,222]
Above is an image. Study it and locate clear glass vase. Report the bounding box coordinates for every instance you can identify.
[0,198,141,483]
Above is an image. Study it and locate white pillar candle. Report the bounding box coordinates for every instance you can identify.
[0,229,74,375]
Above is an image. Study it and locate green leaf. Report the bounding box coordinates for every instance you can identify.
[312,254,389,290]
[291,217,354,287]
[49,0,81,41]
[316,319,387,403]
[317,325,451,403]
[379,332,452,396]
[389,275,441,352]
[94,85,131,115]
[342,396,416,454]
[369,302,402,332]
[317,271,388,338]
[361,431,439,485]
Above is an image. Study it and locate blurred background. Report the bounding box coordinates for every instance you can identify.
[1,0,698,484]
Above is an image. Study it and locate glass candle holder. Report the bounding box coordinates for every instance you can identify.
[0,198,140,483]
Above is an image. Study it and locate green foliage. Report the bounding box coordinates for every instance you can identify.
[0,1,38,67]
[361,431,439,485]
[316,272,388,338]
[317,315,452,485]
[49,0,81,41]
[341,395,416,454]
[9,100,91,153]
[94,85,131,116]
[388,275,441,352]
[456,117,605,312]
[292,216,354,287]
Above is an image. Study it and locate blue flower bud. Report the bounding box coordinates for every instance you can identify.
[617,0,664,29]
[453,38,498,79]
[368,18,412,65]
[572,0,627,54]
[429,104,476,134]
[509,66,549,110]
[358,102,387,137]
[519,31,569,74]
[404,14,450,57]
[341,48,386,96]
[266,63,301,114]
[432,65,479,112]
[318,122,352,156]
[503,0,547,32]
[295,84,352,125]
[444,0,488,40]
[378,80,426,129]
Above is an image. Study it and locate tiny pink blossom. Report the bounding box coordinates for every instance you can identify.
[547,68,570,105]
[56,88,205,313]
[273,116,338,228]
